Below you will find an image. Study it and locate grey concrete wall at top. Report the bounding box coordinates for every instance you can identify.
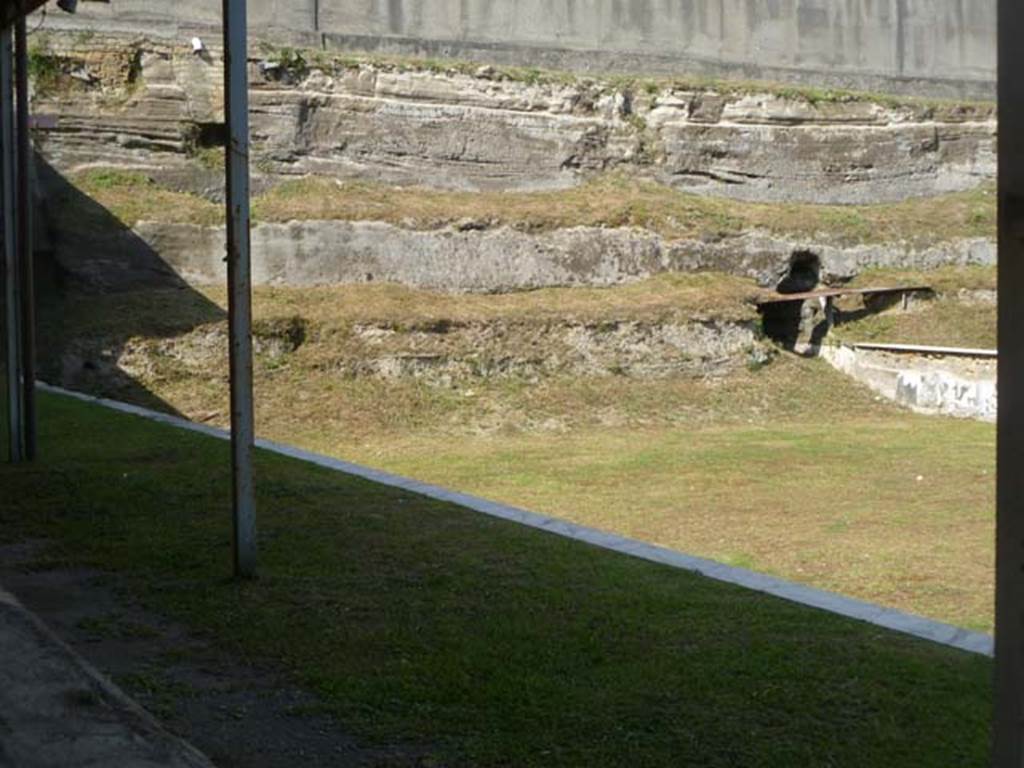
[54,0,995,98]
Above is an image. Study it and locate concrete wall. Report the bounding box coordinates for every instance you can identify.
[51,0,995,98]
[821,343,997,422]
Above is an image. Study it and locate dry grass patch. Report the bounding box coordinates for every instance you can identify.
[285,174,995,243]
[59,167,995,247]
[849,265,997,294]
[65,169,222,228]
[232,273,760,326]
[252,174,996,245]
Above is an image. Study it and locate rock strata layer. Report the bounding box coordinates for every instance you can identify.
[34,32,996,205]
[54,217,996,293]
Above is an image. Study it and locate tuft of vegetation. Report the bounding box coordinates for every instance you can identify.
[263,45,309,81]
[192,145,225,171]
[28,46,64,97]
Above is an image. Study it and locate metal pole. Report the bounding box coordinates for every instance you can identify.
[0,24,22,464]
[14,16,34,461]
[223,0,257,578]
[994,0,1024,764]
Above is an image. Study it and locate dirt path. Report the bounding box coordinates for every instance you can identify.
[0,541,431,768]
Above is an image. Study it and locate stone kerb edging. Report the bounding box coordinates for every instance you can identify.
[0,586,215,767]
[38,383,994,658]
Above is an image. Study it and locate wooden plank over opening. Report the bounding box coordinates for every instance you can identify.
[756,285,932,305]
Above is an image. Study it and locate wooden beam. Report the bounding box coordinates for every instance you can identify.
[756,285,933,305]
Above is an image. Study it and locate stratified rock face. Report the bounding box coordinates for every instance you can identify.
[34,32,996,205]
[62,217,995,293]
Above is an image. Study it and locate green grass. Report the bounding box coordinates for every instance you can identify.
[836,301,996,349]
[343,408,995,632]
[36,274,998,631]
[0,392,994,766]
[27,47,63,97]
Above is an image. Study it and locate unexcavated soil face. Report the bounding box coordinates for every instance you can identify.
[87,317,768,389]
[0,542,432,768]
[36,277,771,425]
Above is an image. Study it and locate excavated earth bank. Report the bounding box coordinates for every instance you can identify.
[49,316,771,395]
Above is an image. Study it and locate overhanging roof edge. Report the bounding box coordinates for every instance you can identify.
[3,1,50,28]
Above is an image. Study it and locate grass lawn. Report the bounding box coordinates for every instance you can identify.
[36,274,998,632]
[0,391,994,766]
[339,413,994,633]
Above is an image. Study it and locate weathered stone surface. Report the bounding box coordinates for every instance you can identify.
[48,215,997,293]
[651,95,996,202]
[33,32,996,205]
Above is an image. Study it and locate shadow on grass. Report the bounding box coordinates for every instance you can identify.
[25,154,224,418]
[0,390,995,768]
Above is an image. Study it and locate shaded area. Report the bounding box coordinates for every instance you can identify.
[759,251,827,353]
[759,251,940,354]
[29,154,224,416]
[0,574,214,768]
[0,541,413,768]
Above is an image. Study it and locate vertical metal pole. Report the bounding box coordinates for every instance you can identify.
[223,0,257,578]
[14,17,34,461]
[994,0,1024,764]
[0,24,22,464]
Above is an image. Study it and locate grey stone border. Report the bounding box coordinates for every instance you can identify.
[0,586,216,767]
[39,383,993,658]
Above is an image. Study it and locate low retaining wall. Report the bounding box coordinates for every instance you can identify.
[821,343,997,422]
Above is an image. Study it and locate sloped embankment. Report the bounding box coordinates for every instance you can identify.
[39,275,772,433]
